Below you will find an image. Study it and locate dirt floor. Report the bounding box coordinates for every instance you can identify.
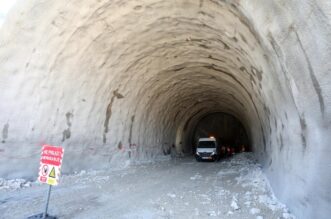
[0,153,295,219]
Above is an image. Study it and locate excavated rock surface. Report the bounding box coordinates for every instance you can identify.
[0,0,330,218]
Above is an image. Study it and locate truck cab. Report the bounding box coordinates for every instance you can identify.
[195,137,219,161]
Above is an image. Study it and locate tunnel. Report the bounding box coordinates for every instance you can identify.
[0,0,330,218]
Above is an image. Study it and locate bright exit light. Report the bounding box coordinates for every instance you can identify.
[0,0,18,27]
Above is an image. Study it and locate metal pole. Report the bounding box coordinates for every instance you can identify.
[43,185,52,219]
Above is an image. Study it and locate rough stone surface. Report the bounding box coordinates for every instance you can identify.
[0,0,330,218]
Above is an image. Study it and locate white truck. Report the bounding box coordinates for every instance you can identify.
[195,137,219,161]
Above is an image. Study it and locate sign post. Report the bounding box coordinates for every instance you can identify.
[43,185,52,219]
[28,145,64,219]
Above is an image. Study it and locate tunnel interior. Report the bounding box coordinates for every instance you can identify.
[189,112,250,153]
[0,1,330,219]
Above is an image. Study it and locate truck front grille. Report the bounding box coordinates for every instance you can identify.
[200,152,212,157]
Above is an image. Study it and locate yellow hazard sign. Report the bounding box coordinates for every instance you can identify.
[39,165,61,186]
[49,167,56,178]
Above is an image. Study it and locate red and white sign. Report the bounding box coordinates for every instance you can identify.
[38,145,64,186]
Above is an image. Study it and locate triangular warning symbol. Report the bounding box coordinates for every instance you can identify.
[49,167,56,178]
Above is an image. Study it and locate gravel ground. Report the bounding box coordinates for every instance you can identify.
[0,153,295,219]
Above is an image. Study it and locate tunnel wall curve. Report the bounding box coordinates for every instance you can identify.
[0,1,330,218]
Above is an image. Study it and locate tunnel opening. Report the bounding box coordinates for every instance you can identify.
[0,0,278,194]
[0,1,330,218]
[190,112,250,154]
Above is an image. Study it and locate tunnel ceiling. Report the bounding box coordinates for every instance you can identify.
[1,0,273,153]
[0,1,330,219]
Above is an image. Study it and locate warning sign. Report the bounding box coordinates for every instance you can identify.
[49,167,56,178]
[38,145,64,186]
[41,165,48,176]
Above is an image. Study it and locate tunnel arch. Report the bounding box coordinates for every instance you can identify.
[0,0,330,218]
[141,62,263,156]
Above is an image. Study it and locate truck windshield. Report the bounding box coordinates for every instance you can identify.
[198,141,216,148]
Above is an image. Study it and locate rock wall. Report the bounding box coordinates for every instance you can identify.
[0,0,330,218]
